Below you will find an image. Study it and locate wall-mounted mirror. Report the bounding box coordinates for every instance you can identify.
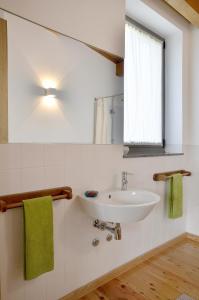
[0,10,124,144]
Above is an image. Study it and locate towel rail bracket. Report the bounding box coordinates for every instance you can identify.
[0,200,7,212]
[0,186,73,212]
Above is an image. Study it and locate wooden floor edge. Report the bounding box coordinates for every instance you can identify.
[185,231,199,242]
[60,233,189,300]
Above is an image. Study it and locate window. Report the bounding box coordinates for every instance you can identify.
[124,18,165,156]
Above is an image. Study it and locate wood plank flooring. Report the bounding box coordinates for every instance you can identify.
[79,238,199,300]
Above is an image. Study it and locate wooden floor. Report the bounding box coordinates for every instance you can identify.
[80,238,199,300]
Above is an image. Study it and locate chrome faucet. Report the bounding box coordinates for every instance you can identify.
[121,171,128,190]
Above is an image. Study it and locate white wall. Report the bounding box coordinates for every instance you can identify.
[5,11,123,143]
[185,145,199,235]
[0,0,125,57]
[185,27,199,234]
[187,27,199,146]
[0,1,194,300]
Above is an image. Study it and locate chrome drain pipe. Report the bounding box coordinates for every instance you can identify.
[93,219,122,240]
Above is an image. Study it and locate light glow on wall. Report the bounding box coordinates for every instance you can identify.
[41,96,58,109]
[42,79,57,89]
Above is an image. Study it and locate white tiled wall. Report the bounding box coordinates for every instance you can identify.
[0,144,189,300]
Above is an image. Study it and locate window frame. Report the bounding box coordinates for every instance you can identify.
[124,17,166,157]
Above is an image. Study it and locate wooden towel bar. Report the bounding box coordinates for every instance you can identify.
[153,170,191,181]
[0,186,72,212]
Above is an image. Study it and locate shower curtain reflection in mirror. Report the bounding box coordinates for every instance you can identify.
[94,94,124,144]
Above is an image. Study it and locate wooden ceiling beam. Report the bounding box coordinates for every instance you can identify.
[164,0,199,26]
[186,0,199,14]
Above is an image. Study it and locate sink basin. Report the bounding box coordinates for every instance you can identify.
[80,190,160,223]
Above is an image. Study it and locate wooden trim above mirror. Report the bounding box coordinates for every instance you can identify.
[0,18,8,143]
[87,44,124,77]
[86,44,123,65]
[164,0,199,26]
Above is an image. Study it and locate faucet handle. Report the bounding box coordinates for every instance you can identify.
[127,172,134,176]
[122,171,134,176]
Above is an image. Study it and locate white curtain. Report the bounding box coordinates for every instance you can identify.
[94,97,112,144]
[124,22,163,144]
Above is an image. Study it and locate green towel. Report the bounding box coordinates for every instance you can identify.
[167,174,183,219]
[23,196,54,280]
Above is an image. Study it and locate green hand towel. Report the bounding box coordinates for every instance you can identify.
[23,196,54,280]
[167,174,183,219]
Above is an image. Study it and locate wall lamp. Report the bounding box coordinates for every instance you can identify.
[44,88,57,98]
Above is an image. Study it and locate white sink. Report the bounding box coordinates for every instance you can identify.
[80,190,160,223]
